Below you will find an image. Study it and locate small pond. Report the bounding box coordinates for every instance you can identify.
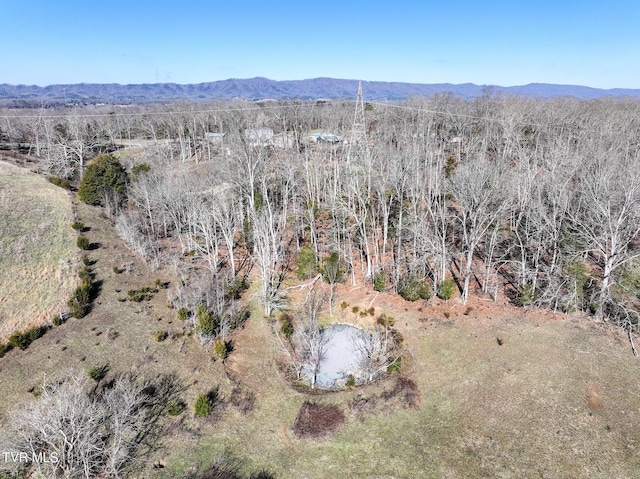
[305,323,370,389]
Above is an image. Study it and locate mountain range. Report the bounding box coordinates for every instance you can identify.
[1,77,640,104]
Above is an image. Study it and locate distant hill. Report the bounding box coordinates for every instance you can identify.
[1,77,640,104]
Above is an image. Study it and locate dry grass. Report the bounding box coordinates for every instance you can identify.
[1,185,640,478]
[0,161,77,339]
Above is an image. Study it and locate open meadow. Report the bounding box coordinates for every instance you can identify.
[0,161,77,339]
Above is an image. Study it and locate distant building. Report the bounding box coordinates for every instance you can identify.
[204,132,225,145]
[308,131,344,144]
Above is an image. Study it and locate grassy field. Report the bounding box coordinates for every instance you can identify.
[0,190,639,478]
[0,161,77,338]
[156,309,640,479]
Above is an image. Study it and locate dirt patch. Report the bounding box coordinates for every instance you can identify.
[381,376,421,409]
[293,401,346,439]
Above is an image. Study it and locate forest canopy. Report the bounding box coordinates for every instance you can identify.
[1,94,639,332]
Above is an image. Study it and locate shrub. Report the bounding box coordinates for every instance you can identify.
[87,364,108,382]
[351,306,359,314]
[225,277,249,300]
[194,390,217,417]
[130,162,151,181]
[444,155,458,178]
[292,401,346,439]
[8,325,49,350]
[71,220,84,231]
[373,271,386,292]
[345,374,356,389]
[67,299,86,318]
[196,304,219,337]
[296,244,319,280]
[279,313,294,338]
[0,341,14,358]
[29,385,42,397]
[564,259,590,310]
[82,255,91,266]
[249,470,277,479]
[127,286,155,302]
[154,278,168,289]
[340,301,349,309]
[516,282,536,306]
[68,283,91,318]
[47,176,71,189]
[166,400,186,417]
[387,357,403,373]
[76,236,90,250]
[78,154,129,207]
[228,307,250,330]
[437,279,457,301]
[213,339,229,359]
[78,266,91,285]
[177,307,190,321]
[153,330,168,342]
[77,279,92,297]
[376,313,395,328]
[397,274,432,302]
[68,267,93,318]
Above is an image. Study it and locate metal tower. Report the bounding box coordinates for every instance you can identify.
[347,80,368,163]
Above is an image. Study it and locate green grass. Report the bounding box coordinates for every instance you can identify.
[0,162,78,338]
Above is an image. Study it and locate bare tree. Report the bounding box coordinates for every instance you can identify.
[250,207,287,316]
[449,157,512,303]
[569,148,640,313]
[115,211,155,265]
[293,289,328,389]
[1,372,183,479]
[353,320,403,382]
[321,252,343,317]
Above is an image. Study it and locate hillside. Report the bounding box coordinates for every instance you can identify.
[2,77,640,104]
[0,161,78,338]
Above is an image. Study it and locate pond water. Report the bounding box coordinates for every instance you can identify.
[306,324,370,389]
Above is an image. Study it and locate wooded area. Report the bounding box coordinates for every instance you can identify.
[2,94,639,333]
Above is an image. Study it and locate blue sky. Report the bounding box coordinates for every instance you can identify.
[2,0,639,88]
